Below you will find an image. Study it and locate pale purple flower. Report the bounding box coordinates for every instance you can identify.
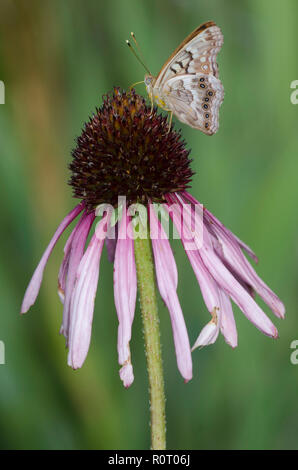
[21,190,285,386]
[21,89,285,388]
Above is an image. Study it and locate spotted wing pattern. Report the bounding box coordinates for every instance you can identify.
[153,21,224,135]
[162,74,223,134]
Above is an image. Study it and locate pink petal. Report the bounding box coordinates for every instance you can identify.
[57,235,73,304]
[185,249,221,314]
[173,194,279,336]
[200,243,278,338]
[218,290,238,348]
[166,197,278,339]
[150,207,192,382]
[192,318,219,349]
[165,198,238,348]
[21,203,84,314]
[183,191,258,263]
[67,215,108,369]
[114,208,137,387]
[105,222,118,263]
[58,218,82,303]
[60,211,95,340]
[205,215,285,319]
[209,231,256,298]
[187,250,238,349]
[119,363,134,389]
[167,192,204,251]
[204,207,259,263]
[186,249,237,349]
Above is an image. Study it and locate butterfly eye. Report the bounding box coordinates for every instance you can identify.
[145,76,153,86]
[204,97,209,102]
[199,77,205,82]
[205,113,209,118]
[200,83,206,88]
[208,91,213,96]
[205,123,209,129]
[203,104,209,110]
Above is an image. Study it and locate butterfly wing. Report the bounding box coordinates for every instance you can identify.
[154,21,223,87]
[153,21,224,134]
[162,74,224,134]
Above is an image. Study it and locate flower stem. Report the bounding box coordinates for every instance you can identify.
[134,231,166,450]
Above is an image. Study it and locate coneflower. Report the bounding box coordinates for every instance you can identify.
[21,88,285,449]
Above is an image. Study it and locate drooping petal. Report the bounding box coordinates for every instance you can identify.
[21,203,84,314]
[60,211,95,340]
[57,229,75,304]
[183,191,259,263]
[105,222,118,263]
[149,206,192,382]
[192,313,220,349]
[204,207,259,263]
[166,196,278,339]
[187,251,238,349]
[209,230,255,298]
[200,242,278,338]
[173,193,279,336]
[187,252,237,349]
[67,214,109,369]
[119,363,134,389]
[218,289,238,348]
[186,249,221,314]
[58,215,86,305]
[58,213,87,303]
[114,208,137,387]
[204,214,285,319]
[165,198,238,349]
[184,193,279,318]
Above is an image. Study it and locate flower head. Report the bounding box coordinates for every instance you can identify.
[69,88,193,208]
[21,88,285,387]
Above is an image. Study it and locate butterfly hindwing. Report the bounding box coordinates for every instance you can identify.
[163,74,224,134]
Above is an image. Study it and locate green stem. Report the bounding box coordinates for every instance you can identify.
[134,232,166,450]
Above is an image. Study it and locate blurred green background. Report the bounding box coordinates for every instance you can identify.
[0,0,297,450]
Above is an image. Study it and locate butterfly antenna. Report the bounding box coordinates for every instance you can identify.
[126,38,151,75]
[130,32,149,66]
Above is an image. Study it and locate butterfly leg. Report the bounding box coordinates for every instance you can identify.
[161,109,173,134]
[128,80,145,92]
[149,92,154,116]
[167,110,173,133]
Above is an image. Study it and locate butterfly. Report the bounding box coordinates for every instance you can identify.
[128,22,224,135]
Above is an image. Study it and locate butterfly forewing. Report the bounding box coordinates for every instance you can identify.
[151,21,224,135]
